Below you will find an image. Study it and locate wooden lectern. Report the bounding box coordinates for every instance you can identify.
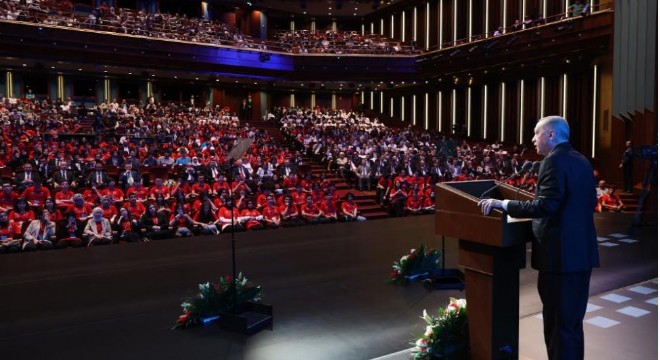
[435,180,534,360]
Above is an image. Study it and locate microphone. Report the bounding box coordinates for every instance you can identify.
[479,161,535,199]
[520,161,541,186]
[516,161,541,198]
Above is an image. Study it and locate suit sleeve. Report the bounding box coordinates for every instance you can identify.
[506,157,564,218]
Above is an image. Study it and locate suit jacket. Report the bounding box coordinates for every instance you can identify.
[83,218,113,239]
[506,142,599,272]
[23,219,57,242]
[52,169,76,186]
[14,171,41,187]
[118,170,142,189]
[87,170,112,186]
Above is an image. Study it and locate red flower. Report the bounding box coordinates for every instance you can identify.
[391,270,400,278]
[176,313,190,324]
[224,275,233,283]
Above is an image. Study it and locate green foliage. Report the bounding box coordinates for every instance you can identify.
[389,244,441,285]
[411,298,469,359]
[172,273,263,330]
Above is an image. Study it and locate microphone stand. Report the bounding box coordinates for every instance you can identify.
[480,161,534,199]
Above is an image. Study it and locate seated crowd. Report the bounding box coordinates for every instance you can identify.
[276,107,535,217]
[0,0,249,48]
[275,30,419,55]
[0,98,367,254]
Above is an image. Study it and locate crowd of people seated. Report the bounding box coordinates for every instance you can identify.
[0,0,247,48]
[0,98,370,254]
[1,0,598,56]
[275,30,419,55]
[276,107,533,217]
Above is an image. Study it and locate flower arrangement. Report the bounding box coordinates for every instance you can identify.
[173,272,263,330]
[411,298,469,359]
[389,244,441,285]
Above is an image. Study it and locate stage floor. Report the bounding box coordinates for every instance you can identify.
[0,212,656,360]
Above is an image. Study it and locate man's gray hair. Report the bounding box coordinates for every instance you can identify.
[538,115,570,142]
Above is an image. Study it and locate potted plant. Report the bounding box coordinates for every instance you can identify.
[411,298,469,359]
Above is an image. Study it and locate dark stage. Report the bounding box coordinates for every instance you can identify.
[0,213,656,360]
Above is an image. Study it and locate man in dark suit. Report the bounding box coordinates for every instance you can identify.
[86,162,111,187]
[478,116,599,360]
[619,140,634,192]
[14,163,41,191]
[52,161,77,189]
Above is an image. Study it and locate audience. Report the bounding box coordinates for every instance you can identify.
[0,88,612,256]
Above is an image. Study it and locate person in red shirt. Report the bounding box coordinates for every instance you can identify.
[231,174,251,196]
[126,182,149,202]
[215,197,245,233]
[192,200,219,235]
[66,194,93,221]
[422,190,435,214]
[597,187,625,212]
[376,175,392,206]
[112,206,141,243]
[170,178,192,199]
[99,195,118,221]
[139,203,171,241]
[240,199,265,231]
[301,194,324,224]
[43,198,64,223]
[122,193,146,218]
[261,194,281,229]
[169,206,196,237]
[387,181,407,217]
[101,181,125,204]
[279,195,303,227]
[291,185,307,208]
[0,183,19,211]
[21,181,51,208]
[319,193,338,223]
[340,193,365,222]
[55,181,76,210]
[190,174,212,199]
[8,198,36,229]
[0,210,22,253]
[149,178,172,202]
[211,175,231,196]
[82,184,103,205]
[405,191,423,215]
[57,211,84,248]
[256,188,272,210]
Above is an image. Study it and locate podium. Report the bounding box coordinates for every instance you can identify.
[435,180,534,360]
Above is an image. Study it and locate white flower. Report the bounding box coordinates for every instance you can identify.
[400,255,409,262]
[410,248,417,254]
[425,325,434,337]
[415,338,428,348]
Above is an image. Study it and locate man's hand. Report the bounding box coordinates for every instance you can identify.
[477,198,504,215]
